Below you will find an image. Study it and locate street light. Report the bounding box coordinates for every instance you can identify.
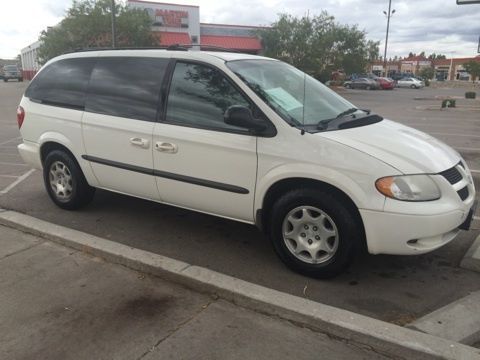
[111,0,117,48]
[383,0,395,77]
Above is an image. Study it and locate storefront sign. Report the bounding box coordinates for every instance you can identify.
[146,8,189,28]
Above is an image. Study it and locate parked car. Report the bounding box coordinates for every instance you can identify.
[389,73,407,81]
[2,65,23,82]
[344,78,379,90]
[377,77,395,90]
[396,77,425,89]
[16,50,476,278]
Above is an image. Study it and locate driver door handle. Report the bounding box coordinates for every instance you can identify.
[130,137,149,149]
[155,142,178,154]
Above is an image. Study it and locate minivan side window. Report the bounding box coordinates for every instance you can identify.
[25,58,95,109]
[86,57,168,122]
[165,62,251,132]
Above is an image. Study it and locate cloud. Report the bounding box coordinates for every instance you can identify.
[1,0,478,58]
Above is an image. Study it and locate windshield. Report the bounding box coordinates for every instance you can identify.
[226,59,365,131]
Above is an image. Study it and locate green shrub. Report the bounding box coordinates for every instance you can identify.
[441,99,456,108]
[465,91,476,99]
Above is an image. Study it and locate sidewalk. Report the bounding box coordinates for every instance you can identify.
[0,225,387,360]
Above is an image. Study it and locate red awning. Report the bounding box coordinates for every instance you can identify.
[154,32,191,46]
[200,35,262,51]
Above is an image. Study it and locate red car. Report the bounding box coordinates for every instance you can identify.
[377,77,395,90]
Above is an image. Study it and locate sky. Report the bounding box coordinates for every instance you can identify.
[1,0,479,59]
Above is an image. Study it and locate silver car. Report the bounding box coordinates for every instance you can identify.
[396,77,424,89]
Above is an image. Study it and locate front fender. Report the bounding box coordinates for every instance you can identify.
[254,162,390,216]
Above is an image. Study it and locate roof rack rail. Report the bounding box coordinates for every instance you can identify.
[63,44,244,54]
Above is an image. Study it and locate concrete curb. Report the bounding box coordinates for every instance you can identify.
[1,210,479,360]
[461,235,480,273]
[408,291,480,345]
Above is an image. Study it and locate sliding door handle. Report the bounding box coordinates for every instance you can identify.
[130,137,149,148]
[155,142,178,153]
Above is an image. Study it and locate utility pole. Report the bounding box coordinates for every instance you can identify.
[111,0,117,48]
[383,0,395,77]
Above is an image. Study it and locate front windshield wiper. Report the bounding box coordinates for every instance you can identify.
[334,107,360,119]
[317,108,371,130]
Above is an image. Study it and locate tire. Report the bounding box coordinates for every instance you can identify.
[3,79,7,82]
[365,85,371,90]
[269,188,361,278]
[19,78,23,82]
[344,84,350,89]
[43,150,95,210]
[410,85,416,89]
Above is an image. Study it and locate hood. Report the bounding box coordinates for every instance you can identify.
[318,119,460,174]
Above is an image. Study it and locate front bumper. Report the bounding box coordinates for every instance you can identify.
[360,208,471,255]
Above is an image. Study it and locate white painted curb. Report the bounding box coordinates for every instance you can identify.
[1,210,479,360]
[461,235,480,273]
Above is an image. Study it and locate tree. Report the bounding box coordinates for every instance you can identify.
[256,13,379,80]
[428,53,447,60]
[420,67,434,80]
[37,0,158,64]
[463,60,480,83]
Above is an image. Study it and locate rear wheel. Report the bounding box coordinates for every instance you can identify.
[365,85,371,90]
[410,84,416,89]
[269,188,361,278]
[43,150,95,210]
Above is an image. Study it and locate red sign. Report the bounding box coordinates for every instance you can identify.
[154,10,188,28]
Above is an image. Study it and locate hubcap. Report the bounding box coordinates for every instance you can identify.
[49,161,73,201]
[282,206,339,264]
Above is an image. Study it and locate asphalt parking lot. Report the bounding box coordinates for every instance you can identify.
[1,81,479,326]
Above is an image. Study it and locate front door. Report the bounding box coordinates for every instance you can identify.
[152,61,258,222]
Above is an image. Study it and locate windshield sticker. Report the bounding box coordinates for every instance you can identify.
[264,87,303,112]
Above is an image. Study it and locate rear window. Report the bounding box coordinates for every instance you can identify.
[25,58,95,109]
[4,65,17,71]
[85,57,168,122]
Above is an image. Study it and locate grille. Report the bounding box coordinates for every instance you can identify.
[439,165,462,185]
[458,186,469,201]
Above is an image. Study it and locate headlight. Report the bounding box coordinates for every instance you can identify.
[375,175,440,201]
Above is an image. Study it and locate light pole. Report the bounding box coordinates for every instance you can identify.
[383,0,395,77]
[449,51,456,81]
[111,0,117,48]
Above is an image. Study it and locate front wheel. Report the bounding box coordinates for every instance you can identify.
[269,188,361,278]
[43,150,95,210]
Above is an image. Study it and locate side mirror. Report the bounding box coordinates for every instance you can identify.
[224,105,267,134]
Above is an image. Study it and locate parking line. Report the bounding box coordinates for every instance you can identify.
[0,169,35,195]
[474,216,480,221]
[471,170,480,174]
[428,133,480,138]
[0,175,19,179]
[0,162,27,166]
[454,147,480,152]
[0,137,21,146]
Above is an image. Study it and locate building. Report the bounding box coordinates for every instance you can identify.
[20,0,265,80]
[432,56,480,81]
[20,40,41,80]
[369,55,480,80]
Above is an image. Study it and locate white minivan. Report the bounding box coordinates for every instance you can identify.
[17,49,476,278]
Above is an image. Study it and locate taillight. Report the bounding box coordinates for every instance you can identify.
[16,106,25,129]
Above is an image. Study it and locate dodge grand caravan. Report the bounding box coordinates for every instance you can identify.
[17,50,477,278]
